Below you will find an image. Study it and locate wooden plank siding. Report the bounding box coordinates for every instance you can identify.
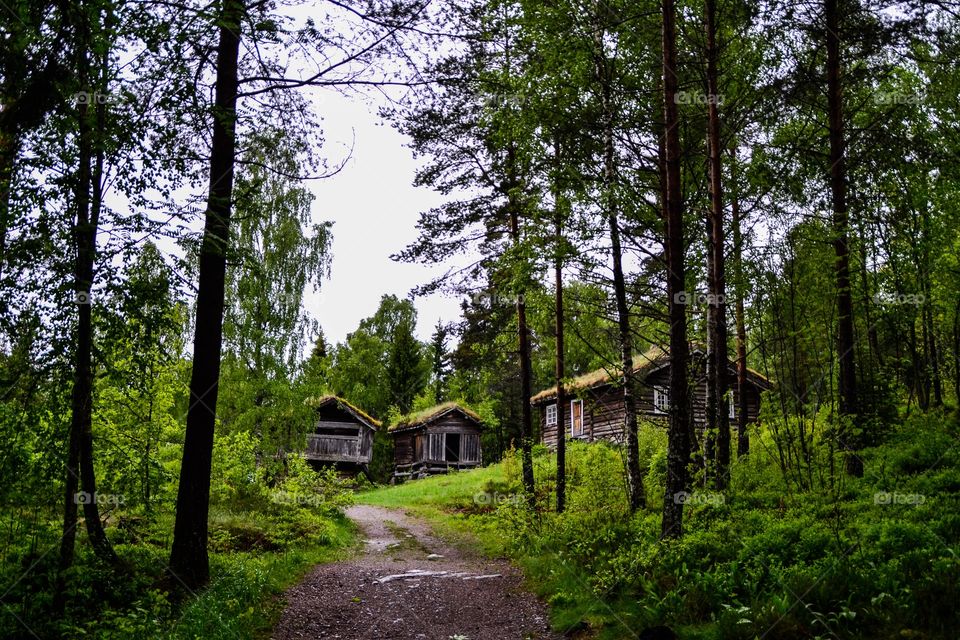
[394,433,415,466]
[537,362,765,449]
[304,399,377,466]
[305,433,362,462]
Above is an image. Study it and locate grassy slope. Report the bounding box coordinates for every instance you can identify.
[171,512,358,640]
[358,413,960,640]
[359,463,514,556]
[0,506,358,639]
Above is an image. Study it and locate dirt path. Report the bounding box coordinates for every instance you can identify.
[272,504,561,640]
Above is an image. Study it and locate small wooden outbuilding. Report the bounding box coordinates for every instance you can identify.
[389,402,483,482]
[304,395,379,475]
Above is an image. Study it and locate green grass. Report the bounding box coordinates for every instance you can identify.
[356,415,960,640]
[171,512,357,640]
[359,463,509,508]
[357,456,524,557]
[0,504,359,639]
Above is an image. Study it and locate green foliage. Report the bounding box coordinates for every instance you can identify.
[0,459,355,639]
[328,294,429,421]
[360,410,960,639]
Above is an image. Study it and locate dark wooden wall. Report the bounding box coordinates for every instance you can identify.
[305,403,376,464]
[537,364,764,449]
[391,412,483,470]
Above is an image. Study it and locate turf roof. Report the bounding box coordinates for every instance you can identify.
[388,401,484,432]
[530,345,771,404]
[530,345,668,404]
[307,394,382,429]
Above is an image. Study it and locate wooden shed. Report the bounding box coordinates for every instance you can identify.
[531,346,771,449]
[389,402,483,482]
[304,395,379,475]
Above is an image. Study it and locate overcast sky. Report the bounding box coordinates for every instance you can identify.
[301,90,465,345]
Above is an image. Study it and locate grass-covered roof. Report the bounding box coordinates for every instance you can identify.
[306,394,381,429]
[530,346,668,404]
[530,345,771,404]
[388,401,483,432]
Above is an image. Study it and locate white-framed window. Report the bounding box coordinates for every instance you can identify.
[545,403,558,426]
[653,386,669,414]
[570,399,584,437]
[729,392,736,419]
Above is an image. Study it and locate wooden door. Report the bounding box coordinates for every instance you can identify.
[570,399,584,438]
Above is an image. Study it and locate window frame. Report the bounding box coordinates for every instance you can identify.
[653,386,669,414]
[545,403,558,426]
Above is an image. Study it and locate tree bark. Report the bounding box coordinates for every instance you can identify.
[553,138,566,515]
[59,2,120,575]
[594,6,644,512]
[0,130,16,285]
[730,148,749,457]
[704,0,729,489]
[510,224,536,507]
[169,0,243,589]
[825,0,861,476]
[661,0,691,538]
[953,297,960,404]
[920,202,943,407]
[79,72,120,566]
[505,144,536,506]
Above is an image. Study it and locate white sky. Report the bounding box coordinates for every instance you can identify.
[301,91,465,344]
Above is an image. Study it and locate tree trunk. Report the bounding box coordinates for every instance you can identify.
[661,0,691,539]
[59,4,119,573]
[910,320,926,410]
[505,144,536,506]
[704,0,729,489]
[953,297,960,404]
[553,139,566,515]
[79,75,120,566]
[920,202,943,407]
[594,8,644,512]
[859,228,883,369]
[825,0,861,476]
[0,129,17,285]
[511,231,536,507]
[168,0,243,589]
[730,148,749,457]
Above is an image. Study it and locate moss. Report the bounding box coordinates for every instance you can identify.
[305,394,382,428]
[388,401,484,432]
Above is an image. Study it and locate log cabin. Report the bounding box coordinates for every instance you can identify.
[531,346,771,448]
[304,395,379,476]
[389,402,484,482]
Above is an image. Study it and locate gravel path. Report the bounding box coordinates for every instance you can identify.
[271,504,562,640]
